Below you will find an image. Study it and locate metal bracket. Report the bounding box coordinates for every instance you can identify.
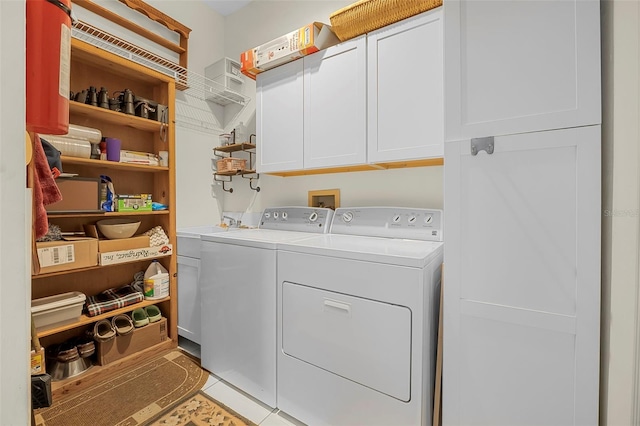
[470,137,494,156]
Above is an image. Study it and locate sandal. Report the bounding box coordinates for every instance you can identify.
[92,319,116,342]
[111,314,134,336]
[144,305,162,323]
[131,308,149,328]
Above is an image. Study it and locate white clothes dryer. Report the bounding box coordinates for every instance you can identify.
[199,207,334,408]
[276,207,443,426]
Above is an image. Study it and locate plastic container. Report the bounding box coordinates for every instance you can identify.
[31,292,86,330]
[143,260,170,300]
[234,122,246,144]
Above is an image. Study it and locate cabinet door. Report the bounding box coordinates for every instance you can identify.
[368,9,443,163]
[304,36,367,169]
[443,126,601,426]
[256,59,304,173]
[444,0,601,141]
[177,256,200,345]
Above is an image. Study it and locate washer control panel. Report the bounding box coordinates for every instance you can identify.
[332,207,443,241]
[260,207,334,233]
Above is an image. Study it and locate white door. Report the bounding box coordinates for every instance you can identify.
[368,9,443,163]
[443,125,601,425]
[304,36,367,169]
[444,0,601,140]
[256,59,304,173]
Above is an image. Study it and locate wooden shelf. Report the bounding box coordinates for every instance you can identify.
[32,251,172,279]
[50,338,176,397]
[69,101,168,132]
[36,297,171,338]
[215,169,257,177]
[45,210,169,219]
[214,143,256,154]
[61,155,169,172]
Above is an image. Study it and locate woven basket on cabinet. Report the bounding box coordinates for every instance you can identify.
[329,0,443,42]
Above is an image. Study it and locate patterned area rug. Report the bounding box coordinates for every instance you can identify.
[144,390,256,426]
[35,350,211,426]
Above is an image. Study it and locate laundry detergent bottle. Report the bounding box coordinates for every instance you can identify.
[143,260,169,300]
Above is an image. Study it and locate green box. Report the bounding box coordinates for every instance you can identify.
[116,194,153,212]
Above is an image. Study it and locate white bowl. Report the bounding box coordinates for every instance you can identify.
[96,219,141,239]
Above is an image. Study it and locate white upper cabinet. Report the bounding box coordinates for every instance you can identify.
[304,36,367,169]
[444,0,601,140]
[256,59,304,173]
[368,9,443,163]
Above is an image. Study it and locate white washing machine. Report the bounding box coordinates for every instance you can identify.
[276,207,444,426]
[199,207,334,408]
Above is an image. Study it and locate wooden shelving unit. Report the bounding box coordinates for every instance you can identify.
[31,37,178,391]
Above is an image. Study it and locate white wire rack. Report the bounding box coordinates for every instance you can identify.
[71,20,249,133]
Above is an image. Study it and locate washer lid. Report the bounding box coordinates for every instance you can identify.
[278,234,444,268]
[200,228,322,249]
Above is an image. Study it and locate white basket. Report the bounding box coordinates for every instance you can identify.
[31,292,86,330]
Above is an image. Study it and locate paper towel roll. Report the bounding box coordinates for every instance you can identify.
[40,135,92,159]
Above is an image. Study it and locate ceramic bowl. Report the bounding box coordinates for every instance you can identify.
[96,219,141,239]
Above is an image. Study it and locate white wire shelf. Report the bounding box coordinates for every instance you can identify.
[71,20,249,132]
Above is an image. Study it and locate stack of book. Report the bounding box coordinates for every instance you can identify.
[119,150,160,166]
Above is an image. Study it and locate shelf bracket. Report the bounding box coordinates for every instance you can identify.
[221,181,233,193]
[213,173,233,193]
[249,178,260,192]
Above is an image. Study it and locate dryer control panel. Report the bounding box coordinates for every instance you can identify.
[259,207,334,233]
[330,207,443,241]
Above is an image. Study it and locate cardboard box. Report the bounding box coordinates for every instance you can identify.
[84,224,151,252]
[45,177,102,213]
[99,244,173,266]
[34,238,99,275]
[116,194,153,212]
[31,347,46,375]
[96,317,167,365]
[241,22,340,79]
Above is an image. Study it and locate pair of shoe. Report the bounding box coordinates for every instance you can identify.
[92,314,134,342]
[51,336,95,363]
[131,305,161,328]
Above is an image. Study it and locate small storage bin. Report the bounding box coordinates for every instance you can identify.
[217,157,247,173]
[329,0,442,41]
[31,292,86,331]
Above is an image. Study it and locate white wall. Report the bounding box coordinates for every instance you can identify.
[0,0,30,424]
[147,0,228,229]
[221,0,445,213]
[600,1,640,424]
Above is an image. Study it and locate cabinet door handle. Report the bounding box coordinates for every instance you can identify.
[471,136,495,156]
[323,298,351,315]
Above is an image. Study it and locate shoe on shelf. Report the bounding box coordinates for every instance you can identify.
[131,308,149,328]
[92,319,116,342]
[144,305,162,323]
[73,335,96,358]
[112,314,134,336]
[56,344,80,363]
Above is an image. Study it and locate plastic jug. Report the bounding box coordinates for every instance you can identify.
[143,260,169,300]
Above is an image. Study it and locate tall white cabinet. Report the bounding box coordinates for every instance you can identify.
[443,1,602,425]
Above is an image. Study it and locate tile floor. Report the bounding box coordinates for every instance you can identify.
[178,337,305,426]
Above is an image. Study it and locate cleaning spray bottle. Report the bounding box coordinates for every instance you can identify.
[143,260,169,300]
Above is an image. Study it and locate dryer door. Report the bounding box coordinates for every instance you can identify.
[282,282,412,401]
